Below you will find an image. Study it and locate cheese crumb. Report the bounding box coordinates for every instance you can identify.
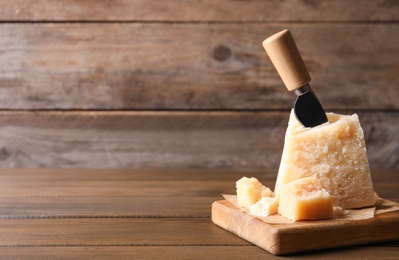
[236,177,272,208]
[249,197,278,217]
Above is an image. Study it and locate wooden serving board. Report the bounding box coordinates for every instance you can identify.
[212,199,399,255]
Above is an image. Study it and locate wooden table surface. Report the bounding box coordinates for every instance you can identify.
[0,168,397,259]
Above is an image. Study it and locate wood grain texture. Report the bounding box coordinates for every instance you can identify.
[212,199,399,255]
[0,111,287,168]
[0,168,396,258]
[0,196,216,218]
[4,194,398,220]
[0,218,249,246]
[0,111,397,169]
[0,23,397,110]
[0,179,235,197]
[0,169,396,219]
[0,168,257,198]
[1,245,398,260]
[0,246,269,260]
[0,0,397,22]
[0,0,397,170]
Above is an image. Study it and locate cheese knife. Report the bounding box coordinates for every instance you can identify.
[262,29,328,127]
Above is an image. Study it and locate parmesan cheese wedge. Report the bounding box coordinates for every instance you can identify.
[275,110,376,209]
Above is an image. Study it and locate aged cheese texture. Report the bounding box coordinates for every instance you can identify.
[275,110,376,209]
[278,177,333,221]
[249,197,278,217]
[236,177,272,208]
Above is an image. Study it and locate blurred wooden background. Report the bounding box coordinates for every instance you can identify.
[0,0,397,169]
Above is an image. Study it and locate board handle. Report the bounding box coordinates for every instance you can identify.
[262,29,311,92]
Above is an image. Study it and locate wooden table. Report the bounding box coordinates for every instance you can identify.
[0,168,397,259]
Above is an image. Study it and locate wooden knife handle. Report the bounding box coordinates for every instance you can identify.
[262,29,311,91]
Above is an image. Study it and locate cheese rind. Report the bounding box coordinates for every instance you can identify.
[236,177,272,208]
[278,177,333,221]
[275,111,376,209]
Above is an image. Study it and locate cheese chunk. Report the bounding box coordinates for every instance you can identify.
[249,197,278,217]
[278,177,333,221]
[275,111,376,209]
[236,177,272,208]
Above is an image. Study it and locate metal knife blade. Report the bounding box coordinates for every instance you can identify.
[294,84,328,127]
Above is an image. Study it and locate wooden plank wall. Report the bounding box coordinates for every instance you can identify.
[0,0,397,169]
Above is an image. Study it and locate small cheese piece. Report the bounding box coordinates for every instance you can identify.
[275,110,376,209]
[236,177,272,208]
[333,206,345,216]
[278,177,333,221]
[249,197,278,217]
